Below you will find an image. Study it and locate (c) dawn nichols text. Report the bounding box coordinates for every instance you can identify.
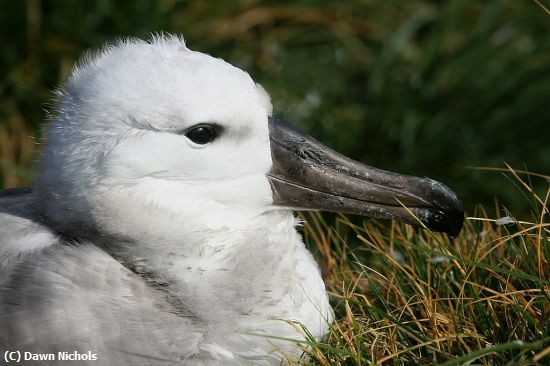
[4,351,98,362]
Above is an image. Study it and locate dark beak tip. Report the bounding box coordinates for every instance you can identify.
[426,179,464,211]
[418,204,465,238]
[422,178,465,237]
[444,209,465,238]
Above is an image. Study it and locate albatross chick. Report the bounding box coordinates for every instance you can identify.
[0,35,463,365]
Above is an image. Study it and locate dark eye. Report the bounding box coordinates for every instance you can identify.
[185,124,217,145]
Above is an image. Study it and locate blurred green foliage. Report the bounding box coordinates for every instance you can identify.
[1,0,549,214]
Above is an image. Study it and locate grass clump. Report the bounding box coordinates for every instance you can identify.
[295,167,549,365]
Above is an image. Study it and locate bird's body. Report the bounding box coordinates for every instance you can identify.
[1,189,329,365]
[0,35,463,365]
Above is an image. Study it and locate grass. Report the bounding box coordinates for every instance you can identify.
[291,166,549,365]
[0,112,35,188]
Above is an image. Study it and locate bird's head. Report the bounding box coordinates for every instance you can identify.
[36,35,463,241]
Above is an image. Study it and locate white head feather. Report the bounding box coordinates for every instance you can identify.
[38,35,278,237]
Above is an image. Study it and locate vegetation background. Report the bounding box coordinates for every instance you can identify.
[0,1,549,365]
[0,0,549,214]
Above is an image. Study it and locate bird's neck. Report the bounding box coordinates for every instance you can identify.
[116,210,329,317]
[89,207,332,358]
[40,186,332,358]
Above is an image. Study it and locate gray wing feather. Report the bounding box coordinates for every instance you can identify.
[0,189,205,365]
[0,188,58,284]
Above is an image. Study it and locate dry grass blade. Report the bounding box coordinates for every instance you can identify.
[298,166,549,365]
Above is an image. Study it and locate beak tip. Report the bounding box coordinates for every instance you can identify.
[446,211,465,238]
[441,188,465,238]
[417,179,465,237]
[416,206,464,237]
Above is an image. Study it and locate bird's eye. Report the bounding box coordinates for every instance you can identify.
[184,124,217,145]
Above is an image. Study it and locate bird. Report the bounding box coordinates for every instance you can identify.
[0,35,463,365]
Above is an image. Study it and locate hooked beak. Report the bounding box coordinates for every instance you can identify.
[267,117,464,237]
